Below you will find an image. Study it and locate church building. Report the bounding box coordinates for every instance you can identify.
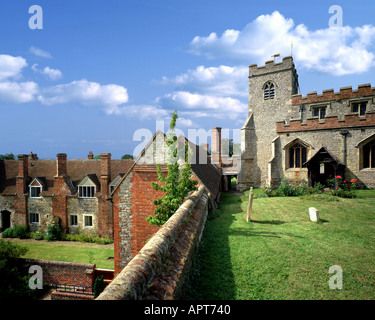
[238,56,375,190]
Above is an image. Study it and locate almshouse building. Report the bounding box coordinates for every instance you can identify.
[0,152,133,238]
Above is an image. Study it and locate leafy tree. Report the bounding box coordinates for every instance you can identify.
[147,111,198,226]
[0,240,34,299]
[0,153,15,160]
[121,154,134,160]
[93,155,101,159]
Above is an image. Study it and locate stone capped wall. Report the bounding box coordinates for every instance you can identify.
[97,185,209,300]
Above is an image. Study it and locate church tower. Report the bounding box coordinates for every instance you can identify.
[238,56,299,190]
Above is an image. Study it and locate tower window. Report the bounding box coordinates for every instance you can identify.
[264,82,275,100]
[352,102,367,116]
[313,107,326,120]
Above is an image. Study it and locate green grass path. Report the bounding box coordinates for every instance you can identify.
[189,190,375,300]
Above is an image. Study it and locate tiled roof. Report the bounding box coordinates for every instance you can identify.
[0,158,134,196]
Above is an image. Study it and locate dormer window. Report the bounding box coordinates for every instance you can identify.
[30,186,41,198]
[264,82,275,100]
[78,186,96,198]
[29,178,43,198]
[78,175,98,198]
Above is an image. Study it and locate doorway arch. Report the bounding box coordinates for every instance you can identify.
[0,210,11,231]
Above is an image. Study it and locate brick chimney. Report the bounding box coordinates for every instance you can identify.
[14,155,29,226]
[101,153,111,179]
[211,127,222,169]
[99,153,112,238]
[88,151,94,159]
[56,153,67,177]
[16,154,29,194]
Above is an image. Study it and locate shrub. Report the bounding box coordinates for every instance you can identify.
[93,275,106,298]
[45,223,63,241]
[13,225,29,239]
[2,226,29,239]
[1,227,15,238]
[263,178,309,197]
[33,231,44,240]
[332,188,357,199]
[63,231,113,244]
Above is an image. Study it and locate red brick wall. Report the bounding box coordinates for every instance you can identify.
[277,113,375,133]
[292,84,374,105]
[129,169,162,257]
[19,259,96,288]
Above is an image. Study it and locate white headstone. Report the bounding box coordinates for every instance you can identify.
[309,207,319,222]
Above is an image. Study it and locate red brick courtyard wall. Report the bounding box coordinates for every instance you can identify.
[19,258,96,287]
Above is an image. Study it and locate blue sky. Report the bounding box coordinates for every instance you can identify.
[0,0,374,159]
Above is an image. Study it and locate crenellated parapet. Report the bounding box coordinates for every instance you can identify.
[292,84,375,105]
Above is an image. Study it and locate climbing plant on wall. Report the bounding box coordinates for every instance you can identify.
[147,110,198,226]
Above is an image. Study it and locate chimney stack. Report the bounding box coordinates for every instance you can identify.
[17,154,29,178]
[16,154,29,194]
[99,153,112,239]
[88,151,94,159]
[100,153,111,178]
[211,127,222,169]
[56,153,67,177]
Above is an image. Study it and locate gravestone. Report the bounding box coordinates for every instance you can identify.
[309,207,319,222]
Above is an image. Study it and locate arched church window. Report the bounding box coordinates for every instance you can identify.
[362,139,375,169]
[264,82,275,100]
[289,143,307,168]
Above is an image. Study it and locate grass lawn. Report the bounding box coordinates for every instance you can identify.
[189,189,375,300]
[13,241,114,269]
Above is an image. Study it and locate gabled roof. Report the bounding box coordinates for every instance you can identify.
[29,177,46,189]
[304,146,345,167]
[108,131,222,199]
[0,158,134,196]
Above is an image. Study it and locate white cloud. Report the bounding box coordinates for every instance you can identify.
[112,104,169,119]
[0,81,38,103]
[158,65,248,97]
[29,46,52,59]
[32,64,62,80]
[0,55,28,81]
[158,91,247,120]
[38,79,129,113]
[190,11,375,75]
[177,117,193,127]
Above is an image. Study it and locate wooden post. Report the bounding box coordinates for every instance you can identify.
[246,187,253,222]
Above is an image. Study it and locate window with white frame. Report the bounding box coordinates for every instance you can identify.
[84,215,93,227]
[30,186,42,198]
[78,185,96,198]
